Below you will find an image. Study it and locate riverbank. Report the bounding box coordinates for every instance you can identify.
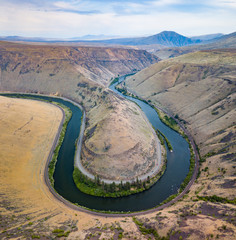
[115,82,198,205]
[72,78,165,198]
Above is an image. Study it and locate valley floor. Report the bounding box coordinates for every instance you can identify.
[0,96,235,240]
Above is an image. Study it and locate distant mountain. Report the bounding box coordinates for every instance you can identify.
[96,31,199,47]
[1,31,235,50]
[0,35,119,42]
[0,31,199,47]
[190,33,224,41]
[154,31,236,59]
[70,34,119,40]
[0,36,62,42]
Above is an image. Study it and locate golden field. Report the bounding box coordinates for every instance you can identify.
[0,42,235,239]
[0,89,235,239]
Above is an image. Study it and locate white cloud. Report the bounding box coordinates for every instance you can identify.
[0,0,235,38]
[210,0,236,8]
[152,0,184,6]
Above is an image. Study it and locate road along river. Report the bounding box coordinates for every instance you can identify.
[1,83,191,212]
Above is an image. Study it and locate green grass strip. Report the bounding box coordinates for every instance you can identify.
[197,195,236,205]
[48,102,72,186]
[156,129,173,151]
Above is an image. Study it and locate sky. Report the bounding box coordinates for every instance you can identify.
[0,0,236,38]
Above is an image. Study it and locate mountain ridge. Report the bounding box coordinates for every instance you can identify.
[0,30,224,48]
[0,41,159,86]
[94,31,198,47]
[154,31,236,59]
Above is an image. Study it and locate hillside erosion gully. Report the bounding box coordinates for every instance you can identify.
[1,91,199,217]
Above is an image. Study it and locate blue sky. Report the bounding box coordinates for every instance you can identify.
[0,0,235,38]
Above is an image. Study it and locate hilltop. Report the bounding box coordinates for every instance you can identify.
[95,31,198,47]
[155,31,236,59]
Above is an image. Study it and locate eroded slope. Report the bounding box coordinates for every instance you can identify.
[82,92,159,180]
[0,41,159,86]
[124,49,236,199]
[0,41,160,182]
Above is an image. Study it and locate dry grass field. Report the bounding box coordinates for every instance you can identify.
[0,43,235,239]
[0,88,235,239]
[124,50,236,199]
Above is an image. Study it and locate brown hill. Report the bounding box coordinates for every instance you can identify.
[0,41,159,86]
[0,41,161,182]
[124,49,236,198]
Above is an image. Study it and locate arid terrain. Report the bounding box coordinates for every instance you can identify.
[0,40,236,239]
[82,92,161,181]
[0,41,159,87]
[0,41,160,182]
[124,49,236,168]
[0,96,235,240]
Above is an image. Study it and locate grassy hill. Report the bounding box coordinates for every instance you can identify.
[124,48,236,196]
[118,49,236,237]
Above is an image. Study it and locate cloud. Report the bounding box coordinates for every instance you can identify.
[0,0,235,38]
[210,0,236,8]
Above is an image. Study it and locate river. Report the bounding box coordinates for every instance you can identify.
[1,80,190,212]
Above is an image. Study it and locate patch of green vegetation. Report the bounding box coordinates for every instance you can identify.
[156,131,165,145]
[211,111,219,115]
[197,195,236,205]
[48,103,72,186]
[73,168,147,197]
[133,217,169,240]
[179,140,195,192]
[156,129,173,151]
[52,228,70,237]
[31,234,40,239]
[52,229,64,234]
[155,109,183,134]
[204,151,216,158]
[109,77,119,86]
[118,231,123,239]
[73,156,167,198]
[57,231,70,237]
[202,69,209,79]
